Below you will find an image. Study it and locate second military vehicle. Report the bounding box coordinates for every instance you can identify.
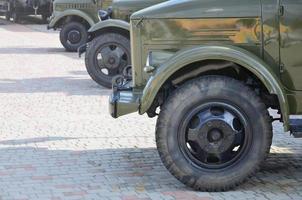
[47,0,112,52]
[83,0,166,88]
[0,0,52,22]
[110,0,302,191]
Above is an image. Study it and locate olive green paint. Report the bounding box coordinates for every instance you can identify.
[49,8,97,28]
[88,19,130,33]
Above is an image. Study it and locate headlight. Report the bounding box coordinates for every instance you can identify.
[146,51,153,67]
[144,51,155,73]
[144,50,175,73]
[99,10,109,20]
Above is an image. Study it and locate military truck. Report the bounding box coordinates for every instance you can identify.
[82,0,166,88]
[47,0,112,52]
[0,0,52,22]
[109,0,302,191]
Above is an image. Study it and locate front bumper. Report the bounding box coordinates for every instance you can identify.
[78,44,87,57]
[109,86,141,118]
[47,14,57,30]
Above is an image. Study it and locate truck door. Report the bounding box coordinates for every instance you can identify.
[280,0,302,90]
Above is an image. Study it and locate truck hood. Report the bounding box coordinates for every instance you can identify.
[112,0,165,11]
[131,0,261,19]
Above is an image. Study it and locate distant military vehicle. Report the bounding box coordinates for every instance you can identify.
[0,0,52,22]
[47,0,112,52]
[83,0,166,88]
[109,0,302,191]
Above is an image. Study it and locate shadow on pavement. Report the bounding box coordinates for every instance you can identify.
[0,47,80,60]
[0,137,77,145]
[0,138,300,197]
[0,76,110,96]
[0,15,47,25]
[0,47,65,54]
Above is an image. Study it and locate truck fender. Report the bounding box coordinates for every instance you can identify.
[140,45,290,131]
[88,19,130,34]
[48,9,95,29]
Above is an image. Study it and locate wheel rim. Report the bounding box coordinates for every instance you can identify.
[94,42,130,79]
[67,30,81,44]
[178,102,251,170]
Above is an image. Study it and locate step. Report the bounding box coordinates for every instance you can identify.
[289,119,302,138]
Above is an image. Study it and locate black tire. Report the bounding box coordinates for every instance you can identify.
[85,32,130,88]
[59,22,88,52]
[156,76,272,191]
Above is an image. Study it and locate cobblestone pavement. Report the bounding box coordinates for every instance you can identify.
[0,17,302,200]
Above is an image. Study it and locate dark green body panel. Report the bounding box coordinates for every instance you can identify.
[111,0,302,131]
[280,0,302,91]
[278,0,302,114]
[262,0,302,114]
[131,0,263,87]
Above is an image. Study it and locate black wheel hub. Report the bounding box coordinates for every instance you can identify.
[197,119,236,154]
[180,103,249,169]
[95,44,129,77]
[67,30,81,44]
[105,53,120,69]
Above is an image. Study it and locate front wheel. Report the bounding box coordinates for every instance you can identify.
[156,76,272,191]
[85,32,131,88]
[59,22,88,52]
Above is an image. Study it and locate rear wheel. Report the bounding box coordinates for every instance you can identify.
[85,32,130,88]
[59,22,88,52]
[156,76,272,191]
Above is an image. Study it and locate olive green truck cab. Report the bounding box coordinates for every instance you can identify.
[110,0,302,191]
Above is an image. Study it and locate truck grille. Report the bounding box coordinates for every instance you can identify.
[55,3,94,10]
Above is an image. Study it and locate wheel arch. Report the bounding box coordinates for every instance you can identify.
[49,10,95,29]
[140,45,290,131]
[88,19,130,39]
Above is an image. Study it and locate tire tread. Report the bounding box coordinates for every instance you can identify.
[156,75,272,191]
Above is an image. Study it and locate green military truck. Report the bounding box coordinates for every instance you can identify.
[109,0,302,191]
[47,0,112,52]
[82,0,166,88]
